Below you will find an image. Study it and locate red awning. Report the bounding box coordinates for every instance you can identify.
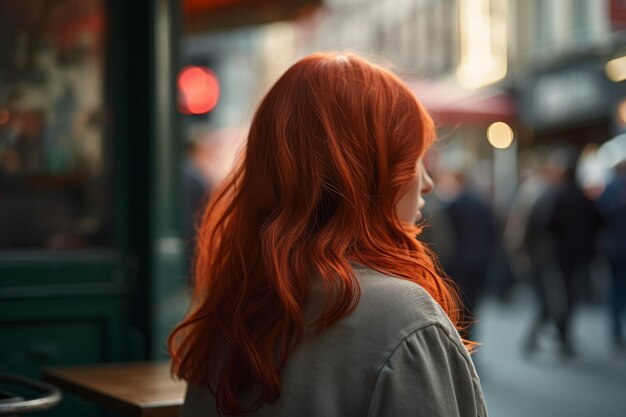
[408,80,516,126]
[183,0,321,32]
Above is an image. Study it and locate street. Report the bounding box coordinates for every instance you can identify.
[476,287,626,417]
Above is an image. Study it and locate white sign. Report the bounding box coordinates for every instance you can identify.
[532,70,603,125]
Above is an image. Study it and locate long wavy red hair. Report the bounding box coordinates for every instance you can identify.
[169,52,468,415]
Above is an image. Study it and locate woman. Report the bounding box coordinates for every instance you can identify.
[169,52,487,417]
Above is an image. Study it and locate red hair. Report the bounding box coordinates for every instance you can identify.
[169,52,469,415]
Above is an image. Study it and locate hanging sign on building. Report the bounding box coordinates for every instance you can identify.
[521,59,611,130]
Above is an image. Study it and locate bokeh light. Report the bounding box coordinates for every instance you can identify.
[605,56,626,82]
[178,66,220,114]
[486,121,514,149]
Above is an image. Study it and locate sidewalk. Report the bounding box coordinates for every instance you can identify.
[475,288,626,417]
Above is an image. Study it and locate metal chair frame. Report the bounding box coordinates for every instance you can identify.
[0,374,61,416]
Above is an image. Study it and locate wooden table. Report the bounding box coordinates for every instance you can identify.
[42,361,186,417]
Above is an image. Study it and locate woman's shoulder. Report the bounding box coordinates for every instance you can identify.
[351,266,458,341]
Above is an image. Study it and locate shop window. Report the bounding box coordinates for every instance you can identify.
[0,0,111,251]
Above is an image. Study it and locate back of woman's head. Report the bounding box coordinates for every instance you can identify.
[169,52,464,416]
[245,53,434,232]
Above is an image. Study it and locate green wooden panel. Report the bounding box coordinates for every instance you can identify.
[0,294,143,361]
[0,253,129,288]
[1,320,103,376]
[0,294,141,417]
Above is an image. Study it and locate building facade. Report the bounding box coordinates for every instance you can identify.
[511,0,626,147]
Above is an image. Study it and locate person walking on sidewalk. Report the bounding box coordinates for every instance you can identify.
[547,148,602,356]
[597,159,626,350]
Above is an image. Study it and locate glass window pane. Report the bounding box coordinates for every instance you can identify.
[0,0,111,251]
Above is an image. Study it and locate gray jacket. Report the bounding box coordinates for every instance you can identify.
[182,266,488,417]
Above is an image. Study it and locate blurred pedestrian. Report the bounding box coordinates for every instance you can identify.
[440,170,497,340]
[521,157,560,355]
[597,159,626,350]
[169,52,487,417]
[525,146,602,357]
[505,149,548,284]
[548,147,602,355]
[181,137,215,283]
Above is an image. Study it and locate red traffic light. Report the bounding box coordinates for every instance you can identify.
[178,65,220,115]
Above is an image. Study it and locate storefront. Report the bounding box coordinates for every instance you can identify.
[0,1,183,415]
[518,54,625,148]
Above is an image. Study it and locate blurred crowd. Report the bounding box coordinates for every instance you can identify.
[420,142,626,359]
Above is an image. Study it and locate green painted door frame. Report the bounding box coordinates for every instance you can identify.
[149,0,187,359]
